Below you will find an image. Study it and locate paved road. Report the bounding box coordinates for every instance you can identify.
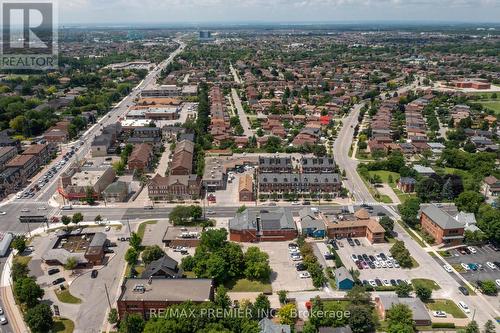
[0,41,186,235]
[231,88,253,137]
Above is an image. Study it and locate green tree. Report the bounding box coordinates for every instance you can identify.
[64,257,78,270]
[61,215,71,227]
[465,320,479,333]
[302,321,317,333]
[72,212,84,224]
[141,245,165,265]
[379,216,394,236]
[119,313,145,333]
[24,303,54,333]
[455,191,485,214]
[125,248,138,266]
[395,282,413,298]
[397,197,421,227]
[346,285,371,305]
[414,284,432,302]
[85,186,95,205]
[244,247,271,280]
[108,308,119,325]
[483,320,496,333]
[387,304,415,333]
[11,235,27,253]
[11,260,29,282]
[278,290,287,304]
[214,286,231,309]
[479,280,498,295]
[348,305,376,333]
[237,205,247,213]
[278,303,297,326]
[200,228,228,252]
[129,232,142,250]
[253,294,270,319]
[14,277,44,308]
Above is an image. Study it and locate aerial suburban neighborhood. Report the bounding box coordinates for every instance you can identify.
[0,2,499,333]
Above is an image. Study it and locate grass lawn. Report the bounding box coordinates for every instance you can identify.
[136,220,157,239]
[55,289,82,304]
[412,279,441,290]
[451,263,465,273]
[367,171,400,185]
[473,101,500,115]
[53,318,75,333]
[225,278,272,294]
[396,221,426,248]
[438,250,451,257]
[425,299,467,318]
[14,255,32,266]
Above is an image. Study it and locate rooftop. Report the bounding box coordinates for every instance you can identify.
[119,278,213,302]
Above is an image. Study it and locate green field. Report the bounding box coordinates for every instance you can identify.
[225,278,272,293]
[478,101,500,114]
[55,290,82,304]
[136,220,157,239]
[367,171,400,185]
[53,318,75,333]
[425,299,467,319]
[412,278,441,290]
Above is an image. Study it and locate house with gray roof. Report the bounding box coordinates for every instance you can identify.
[229,208,297,242]
[140,255,183,279]
[375,294,431,326]
[258,318,291,333]
[299,207,326,238]
[420,204,464,245]
[335,267,354,290]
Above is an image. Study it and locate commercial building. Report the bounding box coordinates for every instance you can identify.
[299,208,326,238]
[170,140,194,176]
[229,208,297,242]
[128,143,154,172]
[5,154,38,181]
[202,156,225,191]
[58,165,116,201]
[419,205,464,246]
[117,278,214,319]
[22,144,51,165]
[0,146,17,171]
[103,181,130,203]
[42,232,108,266]
[147,174,201,201]
[258,173,341,194]
[324,209,385,243]
[141,85,181,98]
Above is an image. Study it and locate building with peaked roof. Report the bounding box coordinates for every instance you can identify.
[258,318,291,333]
[324,208,385,243]
[148,174,201,201]
[128,143,154,171]
[229,208,297,242]
[420,204,464,246]
[140,255,183,279]
[239,174,254,202]
[299,207,326,238]
[335,267,354,290]
[103,181,130,203]
[375,295,431,326]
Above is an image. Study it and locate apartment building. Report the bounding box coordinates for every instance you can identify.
[420,205,464,246]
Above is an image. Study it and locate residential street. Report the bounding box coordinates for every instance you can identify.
[231,88,253,137]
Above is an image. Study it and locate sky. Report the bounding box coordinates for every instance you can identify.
[58,0,500,25]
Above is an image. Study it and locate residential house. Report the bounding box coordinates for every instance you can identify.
[413,165,436,177]
[258,156,293,174]
[22,144,50,165]
[258,318,291,333]
[335,267,354,290]
[483,176,500,197]
[140,255,183,279]
[397,177,416,193]
[0,146,17,171]
[375,295,431,326]
[420,205,464,246]
[299,208,326,238]
[258,173,341,194]
[5,154,38,181]
[238,174,254,202]
[0,167,22,198]
[128,143,154,172]
[301,157,336,173]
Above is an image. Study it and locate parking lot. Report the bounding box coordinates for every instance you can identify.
[443,244,500,284]
[332,237,413,285]
[245,242,314,292]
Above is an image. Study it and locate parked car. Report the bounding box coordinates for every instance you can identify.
[443,264,453,273]
[52,278,65,285]
[374,279,382,286]
[458,286,469,296]
[351,254,357,262]
[468,263,478,271]
[432,311,447,318]
[382,279,391,286]
[295,263,306,271]
[174,246,187,252]
[486,262,497,270]
[467,246,477,254]
[291,255,303,261]
[331,241,339,250]
[461,263,470,271]
[354,239,361,246]
[299,272,311,279]
[495,279,500,288]
[48,268,60,275]
[0,315,7,325]
[91,270,98,278]
[368,279,377,287]
[458,301,470,314]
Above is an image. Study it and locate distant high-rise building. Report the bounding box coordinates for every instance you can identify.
[199,31,214,42]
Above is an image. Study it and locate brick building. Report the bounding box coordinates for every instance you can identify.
[420,205,464,246]
[238,174,254,202]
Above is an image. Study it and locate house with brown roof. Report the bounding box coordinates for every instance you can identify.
[128,143,153,172]
[239,174,254,202]
[484,176,500,197]
[0,146,17,171]
[170,140,194,175]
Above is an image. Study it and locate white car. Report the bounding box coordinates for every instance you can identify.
[380,261,387,268]
[385,261,393,268]
[291,201,300,206]
[461,263,470,271]
[374,261,381,268]
[174,246,187,252]
[432,311,447,318]
[291,255,303,261]
[0,315,7,325]
[458,301,470,314]
[38,206,47,210]
[392,261,400,268]
[288,248,300,254]
[382,279,391,286]
[467,246,477,254]
[368,280,377,287]
[443,264,453,273]
[486,262,497,270]
[299,272,311,279]
[0,212,6,216]
[0,307,3,315]
[375,255,382,261]
[495,279,500,288]
[351,254,358,262]
[104,226,111,231]
[21,208,29,213]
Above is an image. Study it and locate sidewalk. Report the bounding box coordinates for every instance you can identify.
[1,253,29,333]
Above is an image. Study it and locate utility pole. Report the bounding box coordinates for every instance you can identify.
[126,218,131,236]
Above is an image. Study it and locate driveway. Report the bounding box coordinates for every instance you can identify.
[243,242,314,292]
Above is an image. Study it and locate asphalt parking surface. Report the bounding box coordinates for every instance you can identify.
[444,245,500,284]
